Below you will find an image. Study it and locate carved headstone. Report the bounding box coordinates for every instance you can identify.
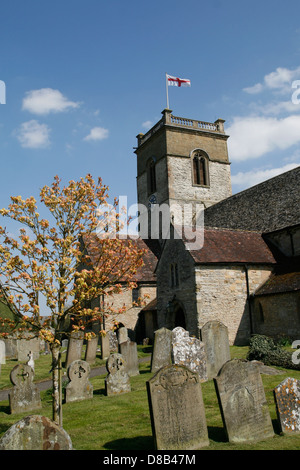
[105,353,131,396]
[8,364,41,414]
[65,359,93,403]
[274,377,300,434]
[84,335,98,364]
[172,327,208,382]
[0,415,72,450]
[65,330,84,368]
[214,359,274,443]
[201,321,231,380]
[147,364,209,450]
[119,339,139,376]
[151,327,172,373]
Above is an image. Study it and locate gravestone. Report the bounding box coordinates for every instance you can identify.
[214,359,274,443]
[117,327,128,347]
[147,364,209,450]
[274,377,300,434]
[100,332,110,359]
[65,359,93,403]
[108,330,118,352]
[65,330,84,368]
[0,415,72,450]
[200,321,231,380]
[17,335,40,361]
[4,336,18,359]
[0,340,5,375]
[105,353,131,396]
[171,327,208,382]
[61,339,68,349]
[119,339,139,376]
[9,363,42,414]
[26,351,35,371]
[84,335,98,364]
[151,327,172,373]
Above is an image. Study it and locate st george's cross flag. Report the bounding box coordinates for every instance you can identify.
[166,74,191,87]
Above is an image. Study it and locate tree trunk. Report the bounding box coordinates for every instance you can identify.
[50,342,61,425]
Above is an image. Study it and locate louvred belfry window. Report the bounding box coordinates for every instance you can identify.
[193,152,209,186]
[147,158,156,195]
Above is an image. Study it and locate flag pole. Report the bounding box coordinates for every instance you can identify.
[165,73,169,109]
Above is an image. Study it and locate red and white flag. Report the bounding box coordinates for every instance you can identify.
[166,74,191,87]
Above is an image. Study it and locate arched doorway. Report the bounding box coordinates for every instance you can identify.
[174,306,186,329]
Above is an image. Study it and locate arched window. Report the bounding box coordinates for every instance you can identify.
[147,158,156,195]
[192,151,209,186]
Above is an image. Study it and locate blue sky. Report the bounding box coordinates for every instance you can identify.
[1,0,300,216]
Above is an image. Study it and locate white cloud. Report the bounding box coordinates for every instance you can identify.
[142,120,153,129]
[243,66,300,96]
[16,120,51,149]
[83,126,109,141]
[243,83,263,94]
[22,88,80,115]
[231,163,300,189]
[227,115,300,161]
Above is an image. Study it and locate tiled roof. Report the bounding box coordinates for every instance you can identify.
[255,271,300,296]
[82,233,157,282]
[178,226,277,265]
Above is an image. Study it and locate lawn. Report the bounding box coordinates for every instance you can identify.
[0,345,300,450]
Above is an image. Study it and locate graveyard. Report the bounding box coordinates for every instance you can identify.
[0,328,300,450]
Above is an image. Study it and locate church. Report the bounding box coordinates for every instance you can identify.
[85,108,300,345]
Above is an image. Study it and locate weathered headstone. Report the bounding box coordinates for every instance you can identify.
[0,340,5,374]
[120,339,139,376]
[108,330,118,352]
[0,415,72,450]
[150,327,172,373]
[65,330,84,368]
[147,364,209,450]
[214,359,274,443]
[84,335,98,364]
[201,321,231,380]
[100,332,110,359]
[171,327,208,382]
[9,363,42,414]
[117,326,128,347]
[65,359,93,403]
[274,377,300,434]
[105,353,131,396]
[4,336,18,359]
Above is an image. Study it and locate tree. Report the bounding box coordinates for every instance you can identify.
[0,174,145,423]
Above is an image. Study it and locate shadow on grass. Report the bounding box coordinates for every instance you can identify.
[207,425,227,443]
[0,404,10,414]
[103,435,154,450]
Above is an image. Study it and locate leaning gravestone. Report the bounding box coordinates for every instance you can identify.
[274,377,300,434]
[65,359,93,403]
[214,359,274,443]
[9,363,41,414]
[65,330,84,368]
[147,364,209,450]
[171,327,208,382]
[105,353,131,396]
[0,415,72,450]
[84,335,98,364]
[119,339,139,376]
[117,327,128,347]
[201,321,231,380]
[150,327,172,373]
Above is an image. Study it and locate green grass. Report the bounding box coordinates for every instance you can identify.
[0,346,300,450]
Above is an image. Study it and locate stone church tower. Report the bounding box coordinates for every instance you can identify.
[134,109,232,236]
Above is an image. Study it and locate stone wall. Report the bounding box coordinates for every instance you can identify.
[195,265,272,345]
[253,291,300,340]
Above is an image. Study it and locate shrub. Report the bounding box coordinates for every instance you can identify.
[247,334,300,370]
